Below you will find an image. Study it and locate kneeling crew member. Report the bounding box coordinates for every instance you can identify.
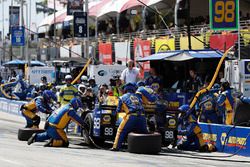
[177,105,216,152]
[21,90,57,128]
[111,83,148,151]
[27,98,87,147]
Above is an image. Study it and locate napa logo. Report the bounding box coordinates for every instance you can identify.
[98,70,107,76]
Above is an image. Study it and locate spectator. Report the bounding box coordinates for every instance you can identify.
[186,69,203,93]
[120,60,140,84]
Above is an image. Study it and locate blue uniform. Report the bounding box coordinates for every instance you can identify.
[136,86,158,104]
[34,104,85,147]
[21,97,53,128]
[145,76,162,93]
[178,114,206,151]
[197,93,219,124]
[217,89,235,125]
[112,92,148,149]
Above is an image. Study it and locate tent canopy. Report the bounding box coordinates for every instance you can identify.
[3,60,46,66]
[136,50,223,62]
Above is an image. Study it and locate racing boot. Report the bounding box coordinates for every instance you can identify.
[27,133,37,145]
[199,144,209,152]
[110,147,119,152]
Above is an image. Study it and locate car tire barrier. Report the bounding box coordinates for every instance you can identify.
[234,98,250,126]
[18,128,45,141]
[128,132,162,154]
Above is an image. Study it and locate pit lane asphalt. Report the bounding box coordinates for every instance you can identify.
[0,111,250,167]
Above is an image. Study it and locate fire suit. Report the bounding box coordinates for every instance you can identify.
[31,104,86,147]
[217,89,235,125]
[21,97,53,128]
[112,92,148,150]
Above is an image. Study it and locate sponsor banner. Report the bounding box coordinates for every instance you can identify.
[180,36,204,50]
[27,67,56,85]
[134,38,151,78]
[88,65,126,85]
[99,43,112,65]
[9,6,20,34]
[199,122,250,156]
[155,38,175,53]
[60,46,70,58]
[0,98,26,115]
[67,0,84,15]
[71,44,82,57]
[114,41,131,65]
[210,33,238,51]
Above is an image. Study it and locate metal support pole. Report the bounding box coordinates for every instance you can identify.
[84,0,89,59]
[10,0,13,61]
[20,0,25,60]
[116,13,119,36]
[2,0,5,63]
[54,0,57,59]
[187,0,191,50]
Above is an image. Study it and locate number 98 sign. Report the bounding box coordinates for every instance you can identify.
[210,0,239,30]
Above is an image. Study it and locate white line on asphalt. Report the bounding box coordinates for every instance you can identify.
[0,156,24,166]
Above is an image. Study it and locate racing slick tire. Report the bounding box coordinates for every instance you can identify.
[82,113,104,146]
[234,98,250,126]
[18,128,45,141]
[128,132,162,154]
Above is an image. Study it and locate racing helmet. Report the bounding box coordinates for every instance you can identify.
[78,84,86,94]
[178,104,190,113]
[123,82,137,93]
[43,90,57,102]
[212,83,220,89]
[136,81,145,87]
[81,75,88,82]
[70,98,83,110]
[65,75,72,80]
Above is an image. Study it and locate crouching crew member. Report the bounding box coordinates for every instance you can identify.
[111,83,148,151]
[177,105,216,152]
[27,98,87,147]
[21,90,57,128]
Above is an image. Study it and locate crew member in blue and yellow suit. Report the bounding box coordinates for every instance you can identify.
[216,81,235,125]
[196,92,219,124]
[58,75,78,107]
[145,67,162,94]
[27,98,87,147]
[111,83,148,151]
[21,90,57,128]
[177,105,216,152]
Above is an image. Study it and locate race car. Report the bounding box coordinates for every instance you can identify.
[81,96,180,147]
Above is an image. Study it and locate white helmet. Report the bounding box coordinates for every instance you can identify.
[65,75,72,80]
[81,75,88,82]
[78,84,86,94]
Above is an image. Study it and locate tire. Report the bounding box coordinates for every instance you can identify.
[234,98,250,126]
[128,132,162,154]
[18,128,45,141]
[83,113,104,146]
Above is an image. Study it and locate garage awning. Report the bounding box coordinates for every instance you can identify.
[136,50,223,62]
